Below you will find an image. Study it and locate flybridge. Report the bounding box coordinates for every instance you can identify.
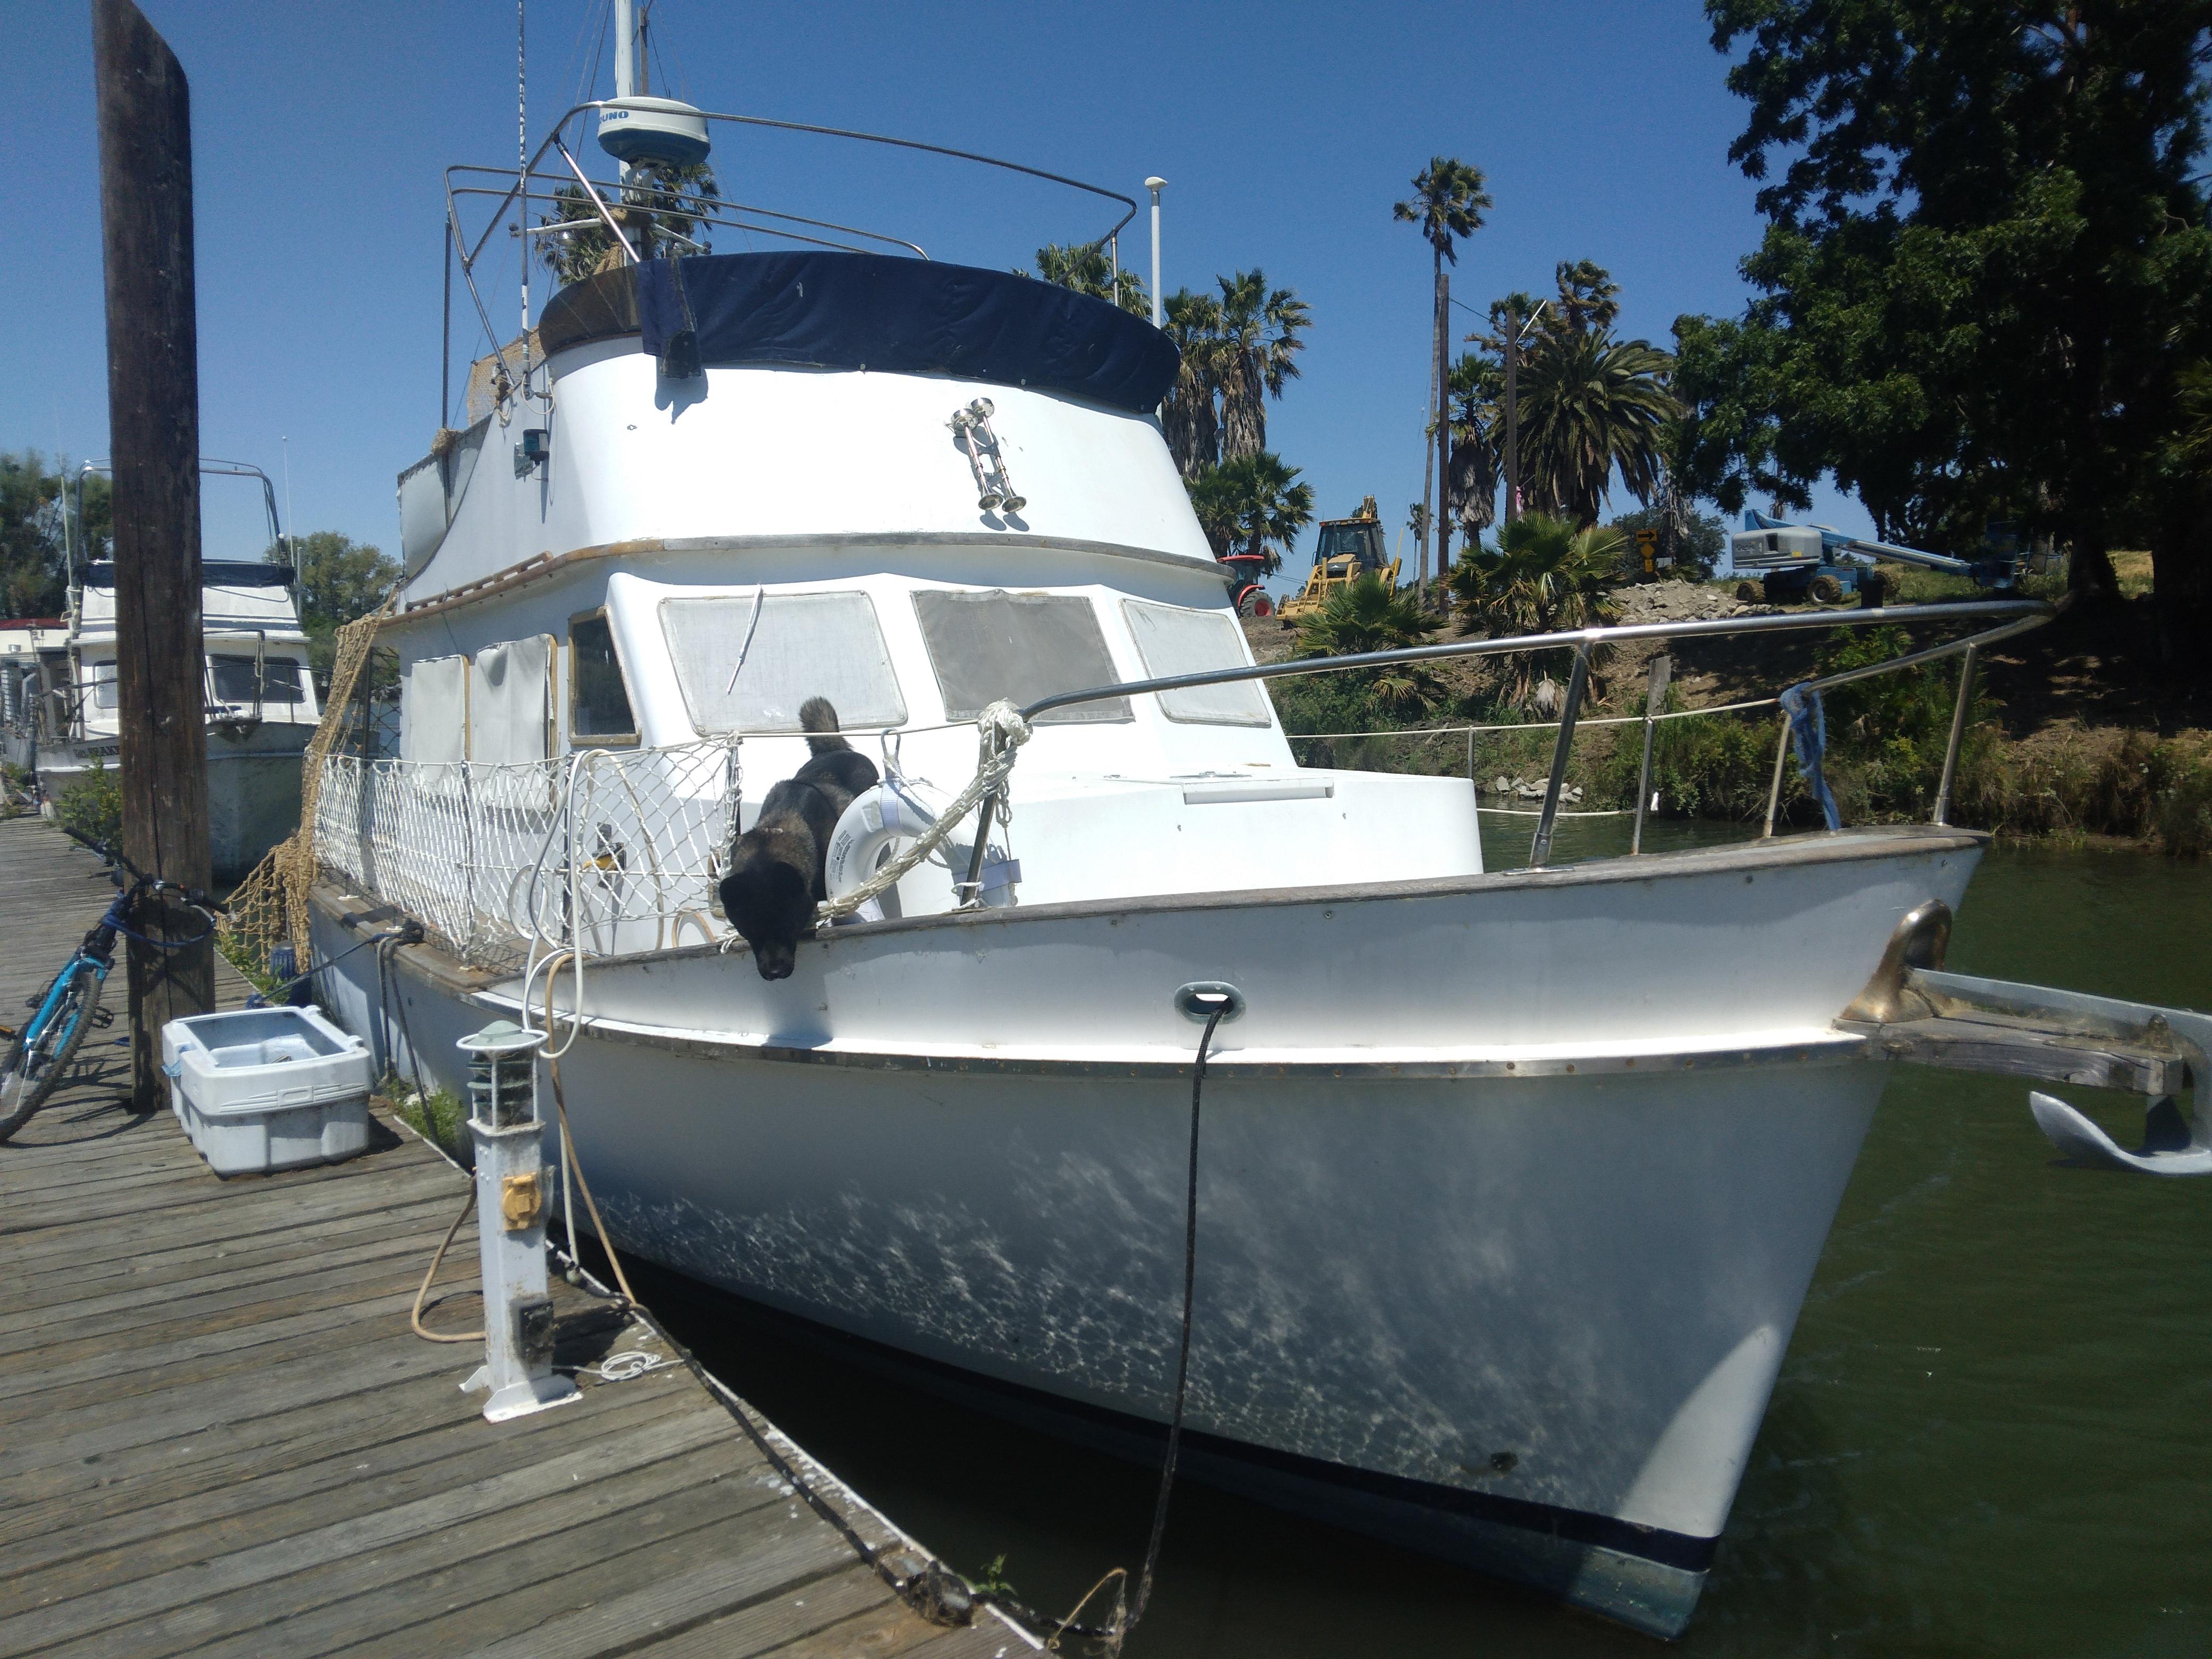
[438,99,1144,436]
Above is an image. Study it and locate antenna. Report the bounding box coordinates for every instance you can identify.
[280,436,295,566]
[614,0,634,100]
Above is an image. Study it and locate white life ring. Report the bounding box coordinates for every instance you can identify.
[825,779,1020,916]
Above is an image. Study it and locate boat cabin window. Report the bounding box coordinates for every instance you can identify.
[659,592,907,734]
[208,654,303,705]
[87,660,118,710]
[912,591,1130,725]
[568,610,636,745]
[1121,601,1271,726]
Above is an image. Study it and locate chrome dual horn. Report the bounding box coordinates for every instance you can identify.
[947,398,1026,514]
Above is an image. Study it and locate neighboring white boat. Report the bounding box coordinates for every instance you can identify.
[0,460,321,879]
[287,63,2212,1643]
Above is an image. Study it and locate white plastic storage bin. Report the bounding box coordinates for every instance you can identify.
[161,1006,374,1176]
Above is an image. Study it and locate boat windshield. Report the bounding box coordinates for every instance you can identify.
[660,592,907,734]
[912,591,1130,725]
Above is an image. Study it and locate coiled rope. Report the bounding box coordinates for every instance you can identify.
[798,700,1033,928]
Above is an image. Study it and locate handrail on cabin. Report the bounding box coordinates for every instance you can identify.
[979,598,2060,882]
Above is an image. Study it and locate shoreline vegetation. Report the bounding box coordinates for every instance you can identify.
[1256,554,2212,858]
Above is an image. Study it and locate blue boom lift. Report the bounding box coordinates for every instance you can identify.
[1725,513,2031,605]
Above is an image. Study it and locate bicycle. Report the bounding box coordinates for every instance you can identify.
[0,826,225,1142]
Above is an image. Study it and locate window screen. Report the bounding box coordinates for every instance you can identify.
[659,592,907,734]
[208,655,305,705]
[1122,601,1271,726]
[569,613,636,741]
[912,590,1130,725]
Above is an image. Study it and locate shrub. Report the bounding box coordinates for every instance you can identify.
[53,760,123,849]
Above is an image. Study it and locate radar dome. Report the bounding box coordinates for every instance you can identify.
[596,97,712,169]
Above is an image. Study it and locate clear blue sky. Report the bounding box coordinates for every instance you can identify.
[1,0,1876,579]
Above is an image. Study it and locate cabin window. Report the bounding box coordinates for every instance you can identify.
[87,660,118,710]
[568,611,636,745]
[659,592,907,734]
[1121,601,1271,726]
[208,655,304,705]
[911,590,1130,725]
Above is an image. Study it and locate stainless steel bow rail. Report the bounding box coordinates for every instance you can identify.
[1000,596,2059,877]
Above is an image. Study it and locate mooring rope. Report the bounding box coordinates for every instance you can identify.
[805,700,1033,925]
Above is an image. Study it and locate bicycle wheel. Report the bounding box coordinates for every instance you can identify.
[0,961,102,1142]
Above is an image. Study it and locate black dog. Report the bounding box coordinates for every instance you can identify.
[718,697,879,981]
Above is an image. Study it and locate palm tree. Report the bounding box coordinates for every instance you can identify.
[1446,352,1501,547]
[540,160,720,284]
[1161,289,1227,481]
[1030,242,1149,314]
[1394,157,1492,592]
[1551,259,1620,336]
[1294,573,1440,712]
[1514,330,1679,525]
[1450,514,1623,698]
[1189,451,1315,574]
[1214,270,1310,462]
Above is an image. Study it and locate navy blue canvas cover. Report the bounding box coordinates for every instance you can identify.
[633,253,1178,414]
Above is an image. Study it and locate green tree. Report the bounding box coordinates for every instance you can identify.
[1,454,108,619]
[1030,241,1148,314]
[1456,267,1679,531]
[1214,270,1310,461]
[1161,288,1227,480]
[1293,572,1440,713]
[1395,157,1493,586]
[1449,513,1623,683]
[1188,451,1316,575]
[1513,329,1679,525]
[540,160,721,283]
[1609,500,1727,577]
[1681,0,2212,666]
[285,531,401,684]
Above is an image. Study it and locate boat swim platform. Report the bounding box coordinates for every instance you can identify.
[0,817,1027,1659]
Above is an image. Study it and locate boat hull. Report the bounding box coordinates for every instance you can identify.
[13,719,309,881]
[311,827,1980,1636]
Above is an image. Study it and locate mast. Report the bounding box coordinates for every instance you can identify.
[614,0,635,100]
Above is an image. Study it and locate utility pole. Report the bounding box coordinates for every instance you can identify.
[1503,303,1520,525]
[1435,269,1452,601]
[93,0,213,1108]
[1418,336,1436,596]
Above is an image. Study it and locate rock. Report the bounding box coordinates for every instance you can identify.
[1493,775,1513,794]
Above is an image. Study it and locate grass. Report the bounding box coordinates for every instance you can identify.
[394,1083,470,1162]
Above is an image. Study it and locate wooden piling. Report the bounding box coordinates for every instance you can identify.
[93,0,214,1105]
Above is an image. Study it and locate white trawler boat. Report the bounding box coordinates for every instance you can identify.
[294,55,2212,1643]
[0,460,320,879]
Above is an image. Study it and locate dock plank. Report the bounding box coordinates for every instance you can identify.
[0,818,1025,1659]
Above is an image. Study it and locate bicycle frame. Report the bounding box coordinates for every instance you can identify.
[17,876,137,1053]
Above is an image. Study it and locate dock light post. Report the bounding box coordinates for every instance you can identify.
[457,1021,578,1422]
[1146,178,1166,329]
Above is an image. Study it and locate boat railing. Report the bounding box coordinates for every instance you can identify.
[1002,596,2058,878]
[442,103,1137,430]
[312,597,2052,971]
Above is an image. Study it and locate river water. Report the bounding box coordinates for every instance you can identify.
[643,832,2212,1656]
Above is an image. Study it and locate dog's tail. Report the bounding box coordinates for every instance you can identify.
[800,696,851,755]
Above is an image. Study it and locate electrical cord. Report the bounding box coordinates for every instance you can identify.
[972,1001,1229,1652]
[1124,1000,1226,1638]
[410,1188,485,1343]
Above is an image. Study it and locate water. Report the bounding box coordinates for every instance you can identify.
[635,838,2212,1656]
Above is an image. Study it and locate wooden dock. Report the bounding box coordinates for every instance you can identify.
[0,817,1027,1659]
